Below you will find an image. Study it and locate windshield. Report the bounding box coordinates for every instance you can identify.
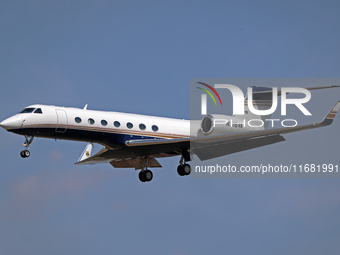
[19,108,36,113]
[34,108,43,114]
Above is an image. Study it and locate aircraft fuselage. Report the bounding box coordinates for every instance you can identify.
[0,104,191,148]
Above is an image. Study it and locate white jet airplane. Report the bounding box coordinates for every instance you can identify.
[1,86,339,182]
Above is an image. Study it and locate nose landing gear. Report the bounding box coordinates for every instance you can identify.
[20,150,30,158]
[20,136,34,158]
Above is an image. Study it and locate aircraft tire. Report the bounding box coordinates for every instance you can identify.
[139,171,146,182]
[24,150,30,158]
[143,170,153,182]
[20,150,30,158]
[139,170,153,182]
[183,164,191,175]
[177,165,185,176]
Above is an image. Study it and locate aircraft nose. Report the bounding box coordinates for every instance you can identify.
[0,116,23,130]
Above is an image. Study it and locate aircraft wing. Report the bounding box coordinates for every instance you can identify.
[76,101,340,166]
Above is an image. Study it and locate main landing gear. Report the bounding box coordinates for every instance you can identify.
[138,156,154,183]
[138,163,191,183]
[20,136,34,158]
[137,151,192,183]
[177,163,191,176]
[177,152,191,176]
[139,170,153,182]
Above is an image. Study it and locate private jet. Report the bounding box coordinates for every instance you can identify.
[1,86,339,182]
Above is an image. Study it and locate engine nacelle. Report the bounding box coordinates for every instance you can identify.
[200,114,233,135]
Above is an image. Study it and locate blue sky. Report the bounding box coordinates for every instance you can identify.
[0,1,340,254]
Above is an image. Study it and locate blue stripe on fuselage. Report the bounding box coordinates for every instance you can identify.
[8,127,163,148]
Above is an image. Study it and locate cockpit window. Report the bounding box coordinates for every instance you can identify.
[20,108,35,113]
[34,108,43,114]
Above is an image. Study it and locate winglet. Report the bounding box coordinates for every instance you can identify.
[77,142,93,162]
[320,101,340,125]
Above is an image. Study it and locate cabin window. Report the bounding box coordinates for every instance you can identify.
[88,118,95,125]
[75,117,82,123]
[101,120,108,126]
[152,125,159,132]
[114,121,120,127]
[20,108,35,113]
[34,108,43,114]
[139,124,146,130]
[127,122,133,129]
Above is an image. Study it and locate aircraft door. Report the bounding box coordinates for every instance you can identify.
[55,109,68,133]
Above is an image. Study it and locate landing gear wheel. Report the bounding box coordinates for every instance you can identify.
[177,165,185,176]
[20,150,30,158]
[20,136,34,159]
[24,150,30,158]
[182,163,191,175]
[139,171,146,182]
[144,170,153,182]
[177,164,191,176]
[138,170,153,182]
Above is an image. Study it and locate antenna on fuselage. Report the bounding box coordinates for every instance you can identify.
[83,104,88,110]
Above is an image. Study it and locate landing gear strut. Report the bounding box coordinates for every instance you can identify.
[20,136,34,158]
[177,150,191,176]
[138,156,153,183]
